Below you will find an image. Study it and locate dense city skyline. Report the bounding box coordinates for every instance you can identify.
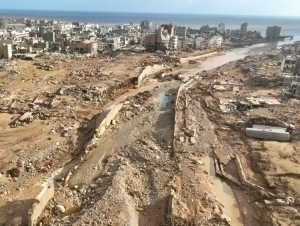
[0,0,300,17]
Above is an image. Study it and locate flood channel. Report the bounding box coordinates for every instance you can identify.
[69,38,299,223]
[183,38,299,225]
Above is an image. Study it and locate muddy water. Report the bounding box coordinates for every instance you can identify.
[157,92,169,109]
[202,156,243,225]
[181,38,300,80]
[69,87,178,186]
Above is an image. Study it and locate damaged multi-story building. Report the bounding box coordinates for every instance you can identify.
[281,57,296,73]
[266,26,281,40]
[143,34,156,50]
[240,23,248,37]
[140,20,152,30]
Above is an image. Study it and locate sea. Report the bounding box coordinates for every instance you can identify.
[0,9,300,36]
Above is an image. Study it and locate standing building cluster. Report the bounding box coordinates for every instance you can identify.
[0,16,286,58]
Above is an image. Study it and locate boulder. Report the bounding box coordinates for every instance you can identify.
[216,213,231,225]
[190,137,196,144]
[56,204,66,213]
[10,216,22,226]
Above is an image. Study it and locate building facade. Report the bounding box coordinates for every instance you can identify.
[143,34,156,50]
[294,57,300,75]
[169,36,178,51]
[100,26,112,34]
[208,36,223,48]
[99,38,121,51]
[281,57,296,73]
[160,24,174,37]
[42,31,56,43]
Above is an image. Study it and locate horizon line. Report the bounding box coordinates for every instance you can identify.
[0,8,300,19]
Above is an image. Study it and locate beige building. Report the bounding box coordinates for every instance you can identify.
[70,40,98,54]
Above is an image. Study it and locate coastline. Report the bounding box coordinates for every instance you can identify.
[0,9,300,35]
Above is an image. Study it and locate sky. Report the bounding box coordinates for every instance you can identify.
[1,0,300,17]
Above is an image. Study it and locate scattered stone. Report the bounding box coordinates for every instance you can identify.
[6,168,21,178]
[190,137,196,144]
[184,128,195,137]
[10,216,22,226]
[216,213,231,224]
[7,209,14,216]
[16,160,25,168]
[276,199,289,206]
[56,204,66,213]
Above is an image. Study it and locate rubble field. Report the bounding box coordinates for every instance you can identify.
[1,47,300,226]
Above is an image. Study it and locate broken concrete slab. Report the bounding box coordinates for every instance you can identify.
[246,124,290,142]
[246,97,281,107]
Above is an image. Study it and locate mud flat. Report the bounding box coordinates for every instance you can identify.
[3,38,298,225]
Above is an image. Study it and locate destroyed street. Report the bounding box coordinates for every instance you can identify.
[1,40,300,226]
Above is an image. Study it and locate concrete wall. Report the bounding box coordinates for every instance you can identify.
[174,79,194,107]
[173,79,195,147]
[95,103,123,137]
[167,189,175,215]
[137,64,166,85]
[66,103,124,186]
[27,182,55,226]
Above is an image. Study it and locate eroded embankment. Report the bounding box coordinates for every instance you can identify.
[172,78,242,225]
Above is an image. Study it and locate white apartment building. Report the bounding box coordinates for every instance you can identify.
[99,37,121,51]
[169,36,178,50]
[100,26,112,34]
[208,36,223,48]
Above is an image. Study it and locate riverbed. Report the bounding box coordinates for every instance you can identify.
[67,39,297,223]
